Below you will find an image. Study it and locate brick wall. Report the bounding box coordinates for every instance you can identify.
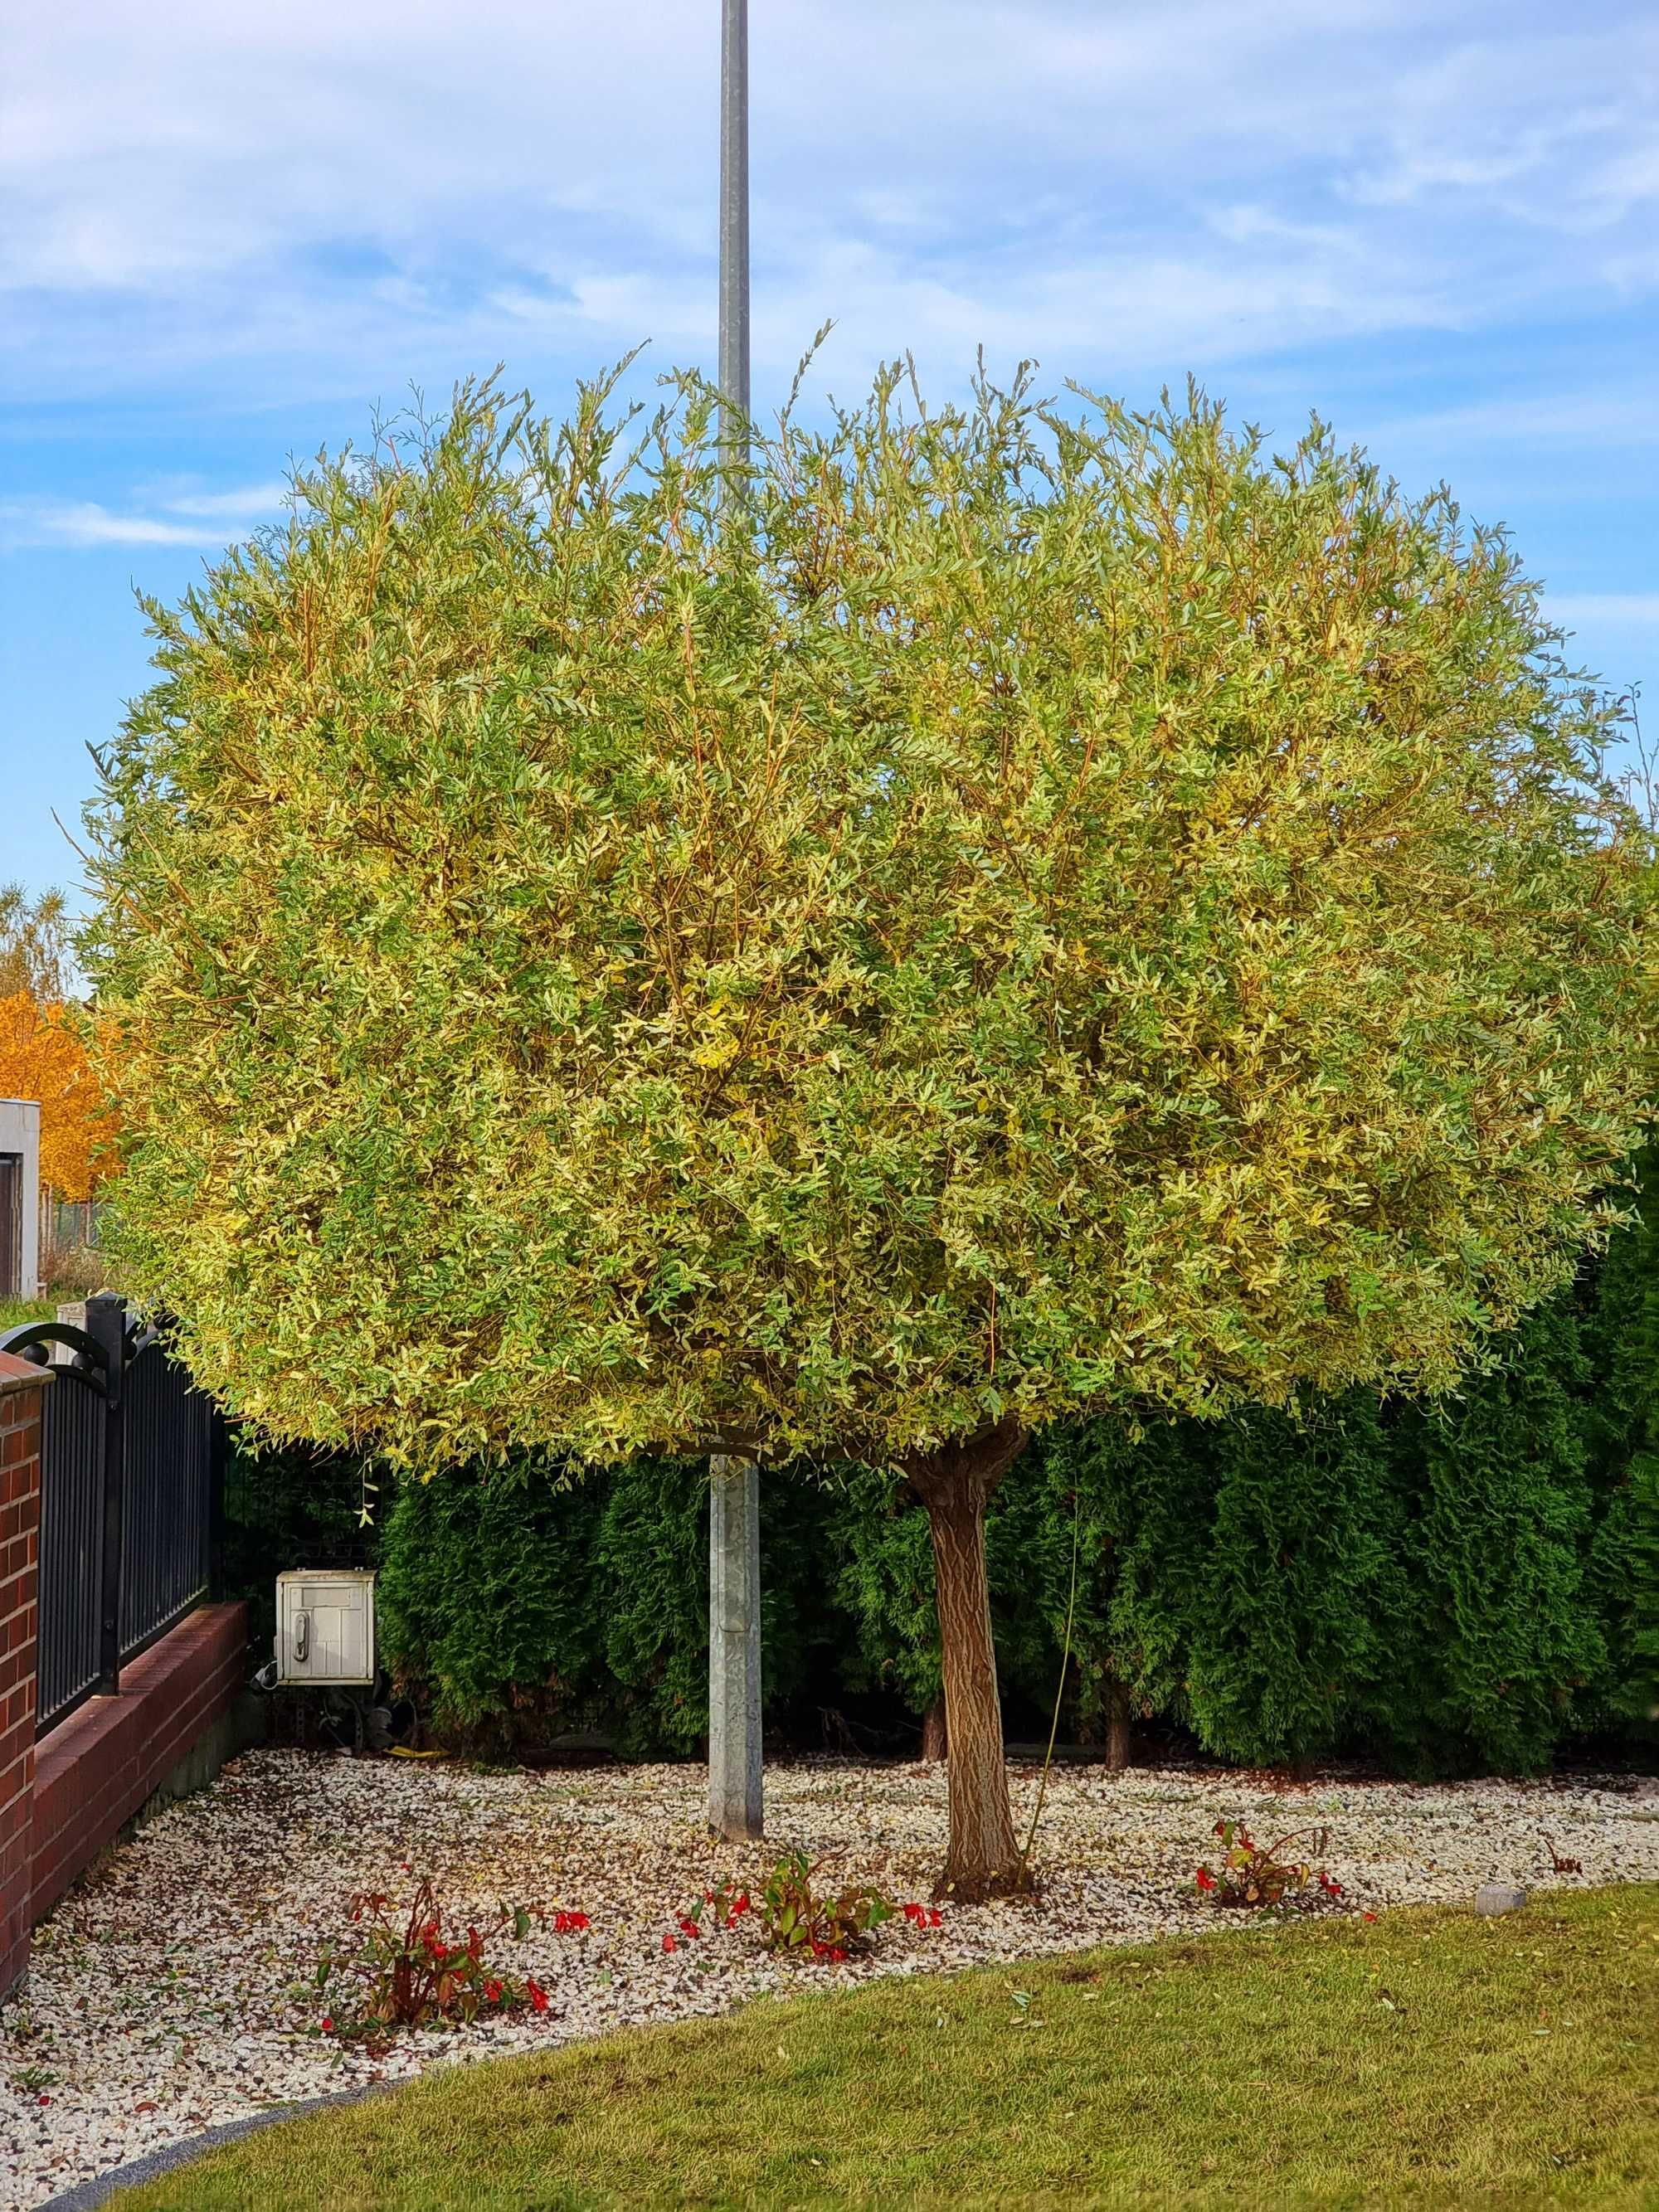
[31,1603,246,1924]
[0,1350,246,1999]
[0,1354,47,1995]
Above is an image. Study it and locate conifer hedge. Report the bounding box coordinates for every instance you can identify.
[354,1171,1656,1774]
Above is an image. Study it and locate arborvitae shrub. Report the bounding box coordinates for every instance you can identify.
[1144,1397,1406,1766]
[354,1198,1653,1772]
[375,1456,613,1753]
[374,1452,846,1755]
[222,1436,367,1653]
[1575,1146,1659,1743]
[1379,1303,1606,1773]
[826,1464,942,1723]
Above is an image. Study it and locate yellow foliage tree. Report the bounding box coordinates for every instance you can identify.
[0,991,116,1203]
[84,371,1656,1893]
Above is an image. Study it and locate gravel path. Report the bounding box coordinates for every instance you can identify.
[2,1748,1655,2210]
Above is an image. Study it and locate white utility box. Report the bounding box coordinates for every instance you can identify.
[275,1570,377,1686]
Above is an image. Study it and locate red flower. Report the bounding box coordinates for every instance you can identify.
[320,2016,333,2032]
[902,1903,925,1925]
[484,1979,503,2003]
[1318,1874,1344,1897]
[927,1908,942,1928]
[677,1916,700,1939]
[36,2093,50,2107]
[662,1933,677,1952]
[1194,1868,1217,1893]
[1362,1910,1379,1923]
[526,1977,549,2014]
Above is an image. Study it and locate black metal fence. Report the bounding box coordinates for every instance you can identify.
[0,1294,223,1734]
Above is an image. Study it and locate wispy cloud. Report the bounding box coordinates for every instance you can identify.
[146,480,289,519]
[2,1,1655,406]
[1379,392,1659,450]
[0,483,287,550]
[0,0,1653,906]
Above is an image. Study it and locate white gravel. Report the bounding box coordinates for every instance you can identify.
[2,1748,1655,2210]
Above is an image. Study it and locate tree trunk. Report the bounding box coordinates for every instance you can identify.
[1104,1675,1131,1772]
[921,1695,948,1762]
[904,1418,1029,1900]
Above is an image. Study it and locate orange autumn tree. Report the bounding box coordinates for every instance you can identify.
[0,991,116,1203]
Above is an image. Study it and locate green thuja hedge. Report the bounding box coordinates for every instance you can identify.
[373,1452,846,1755]
[279,1166,1657,1776]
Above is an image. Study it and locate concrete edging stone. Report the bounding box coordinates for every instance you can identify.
[35,2083,391,2210]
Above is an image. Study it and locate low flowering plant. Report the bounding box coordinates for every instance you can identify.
[662,1862,904,1964]
[758,1850,893,1962]
[669,1883,752,1947]
[1192,1821,1335,1910]
[313,1879,557,2039]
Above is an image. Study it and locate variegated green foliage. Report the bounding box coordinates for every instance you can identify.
[84,366,1652,1471]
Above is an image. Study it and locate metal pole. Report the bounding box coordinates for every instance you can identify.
[708,0,763,1843]
[708,1453,763,1838]
[718,0,750,500]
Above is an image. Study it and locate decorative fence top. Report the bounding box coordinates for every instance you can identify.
[0,1295,221,1733]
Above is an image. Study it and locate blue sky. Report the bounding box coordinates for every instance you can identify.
[2,0,1656,909]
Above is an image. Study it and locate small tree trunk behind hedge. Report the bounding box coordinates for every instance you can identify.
[1104,1675,1132,1772]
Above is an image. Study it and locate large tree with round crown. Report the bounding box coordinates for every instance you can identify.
[85,362,1653,1894]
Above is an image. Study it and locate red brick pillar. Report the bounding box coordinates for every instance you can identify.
[0,1353,48,1999]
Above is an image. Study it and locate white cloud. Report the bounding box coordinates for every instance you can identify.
[0,483,289,550]
[1,0,1654,409]
[1370,390,1659,454]
[144,480,290,520]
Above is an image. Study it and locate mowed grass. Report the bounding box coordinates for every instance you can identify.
[118,1884,1658,2211]
[0,1297,51,1334]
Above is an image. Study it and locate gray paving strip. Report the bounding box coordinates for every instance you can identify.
[35,2085,390,2211]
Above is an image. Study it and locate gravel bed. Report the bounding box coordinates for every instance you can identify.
[2,1748,1655,2209]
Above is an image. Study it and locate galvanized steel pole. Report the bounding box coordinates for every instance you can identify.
[708,0,764,1844]
[708,1452,763,1839]
[718,0,750,495]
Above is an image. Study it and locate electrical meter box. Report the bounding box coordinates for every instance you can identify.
[275,1570,376,1686]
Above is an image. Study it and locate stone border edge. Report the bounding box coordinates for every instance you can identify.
[35,2083,392,2210]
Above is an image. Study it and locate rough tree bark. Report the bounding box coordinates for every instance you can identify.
[1104,1675,1132,1772]
[902,1417,1029,1899]
[920,1696,948,1762]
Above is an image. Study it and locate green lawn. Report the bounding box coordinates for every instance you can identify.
[117,1884,1657,2210]
[0,1297,50,1335]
